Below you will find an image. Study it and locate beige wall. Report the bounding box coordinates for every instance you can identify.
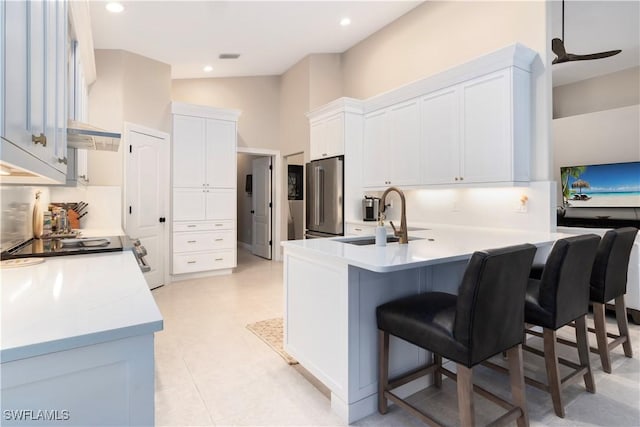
[279,57,311,159]
[308,53,343,110]
[553,66,640,119]
[88,50,171,186]
[172,76,280,149]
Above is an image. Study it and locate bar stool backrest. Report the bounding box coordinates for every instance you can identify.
[454,243,537,366]
[590,227,638,303]
[539,234,600,328]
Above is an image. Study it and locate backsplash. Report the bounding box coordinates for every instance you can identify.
[1,186,51,251]
[364,181,556,232]
[49,186,122,230]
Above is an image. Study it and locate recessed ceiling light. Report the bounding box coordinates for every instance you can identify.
[105,2,124,13]
[340,17,351,27]
[203,65,213,72]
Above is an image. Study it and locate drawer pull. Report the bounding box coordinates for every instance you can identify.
[187,240,197,243]
[215,258,224,261]
[187,225,196,228]
[214,238,224,242]
[187,261,197,264]
[354,228,362,231]
[215,224,224,227]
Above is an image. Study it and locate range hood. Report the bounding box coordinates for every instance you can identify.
[67,120,121,151]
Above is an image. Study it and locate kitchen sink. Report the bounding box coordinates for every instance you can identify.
[338,236,423,246]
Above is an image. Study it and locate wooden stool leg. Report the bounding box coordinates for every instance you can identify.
[615,296,633,358]
[378,330,390,414]
[543,328,565,418]
[575,315,596,393]
[433,353,442,388]
[506,345,529,427]
[593,302,612,373]
[456,364,475,427]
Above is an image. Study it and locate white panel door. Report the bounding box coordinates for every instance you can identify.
[388,99,421,186]
[173,115,205,187]
[205,119,236,188]
[362,110,389,188]
[252,157,272,260]
[461,70,511,183]
[421,88,460,184]
[125,126,169,289]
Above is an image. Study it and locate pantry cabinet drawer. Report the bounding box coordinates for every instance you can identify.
[173,250,236,274]
[173,220,234,232]
[173,230,235,252]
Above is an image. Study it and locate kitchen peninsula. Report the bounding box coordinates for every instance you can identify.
[1,251,163,426]
[282,225,567,423]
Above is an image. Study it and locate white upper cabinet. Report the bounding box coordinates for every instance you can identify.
[173,115,206,187]
[205,119,236,188]
[307,98,362,161]
[1,0,67,183]
[363,99,421,188]
[310,113,345,160]
[420,68,531,185]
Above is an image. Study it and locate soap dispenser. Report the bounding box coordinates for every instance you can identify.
[375,214,387,246]
[33,191,44,238]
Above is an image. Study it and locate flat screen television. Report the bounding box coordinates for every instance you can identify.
[560,161,640,208]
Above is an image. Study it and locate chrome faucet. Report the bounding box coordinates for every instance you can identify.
[379,187,408,244]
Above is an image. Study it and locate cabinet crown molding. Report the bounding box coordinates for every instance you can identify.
[171,102,241,122]
[306,97,364,121]
[363,43,538,113]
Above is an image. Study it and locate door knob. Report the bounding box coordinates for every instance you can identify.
[251,210,255,214]
[159,217,166,223]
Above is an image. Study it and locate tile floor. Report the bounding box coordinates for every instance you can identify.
[153,248,640,426]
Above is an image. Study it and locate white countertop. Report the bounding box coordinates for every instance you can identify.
[1,251,163,363]
[283,225,570,273]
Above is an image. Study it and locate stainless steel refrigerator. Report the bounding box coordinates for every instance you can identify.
[305,156,344,238]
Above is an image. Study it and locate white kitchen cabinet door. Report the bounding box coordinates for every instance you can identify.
[173,189,206,221]
[54,0,67,172]
[421,88,460,184]
[362,110,389,188]
[387,99,420,186]
[309,120,326,161]
[173,115,206,187]
[205,119,236,188]
[460,70,511,183]
[205,189,236,220]
[324,114,345,158]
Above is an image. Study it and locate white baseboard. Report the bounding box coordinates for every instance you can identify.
[238,241,251,251]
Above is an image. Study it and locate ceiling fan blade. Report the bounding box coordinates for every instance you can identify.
[565,50,622,62]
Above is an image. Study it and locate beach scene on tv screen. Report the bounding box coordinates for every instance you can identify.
[561,162,640,208]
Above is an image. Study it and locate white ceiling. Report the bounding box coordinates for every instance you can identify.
[550,0,640,87]
[89,1,422,79]
[90,1,639,84]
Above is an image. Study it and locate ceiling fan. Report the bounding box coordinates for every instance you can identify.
[552,0,622,64]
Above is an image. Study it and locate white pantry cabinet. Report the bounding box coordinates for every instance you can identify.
[171,102,240,276]
[1,0,67,183]
[363,98,421,188]
[420,68,531,185]
[307,97,363,161]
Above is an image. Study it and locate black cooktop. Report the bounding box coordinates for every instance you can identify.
[1,236,125,260]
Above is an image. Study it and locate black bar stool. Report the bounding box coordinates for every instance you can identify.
[589,227,637,372]
[377,244,536,427]
[519,234,600,418]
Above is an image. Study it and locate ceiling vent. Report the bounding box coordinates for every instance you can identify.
[219,53,241,59]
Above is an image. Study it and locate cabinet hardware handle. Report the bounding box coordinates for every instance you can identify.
[322,153,327,156]
[57,157,67,165]
[32,133,47,146]
[187,240,196,243]
[215,224,223,226]
[460,176,464,181]
[215,258,224,261]
[215,238,223,241]
[354,228,362,231]
[454,177,459,181]
[187,225,196,228]
[187,261,196,264]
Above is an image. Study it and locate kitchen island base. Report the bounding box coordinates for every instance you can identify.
[284,250,467,423]
[1,334,156,426]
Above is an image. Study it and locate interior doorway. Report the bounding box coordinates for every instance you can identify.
[236,147,282,262]
[285,152,305,240]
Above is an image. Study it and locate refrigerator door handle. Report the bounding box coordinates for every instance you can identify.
[314,166,321,226]
[319,168,325,224]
